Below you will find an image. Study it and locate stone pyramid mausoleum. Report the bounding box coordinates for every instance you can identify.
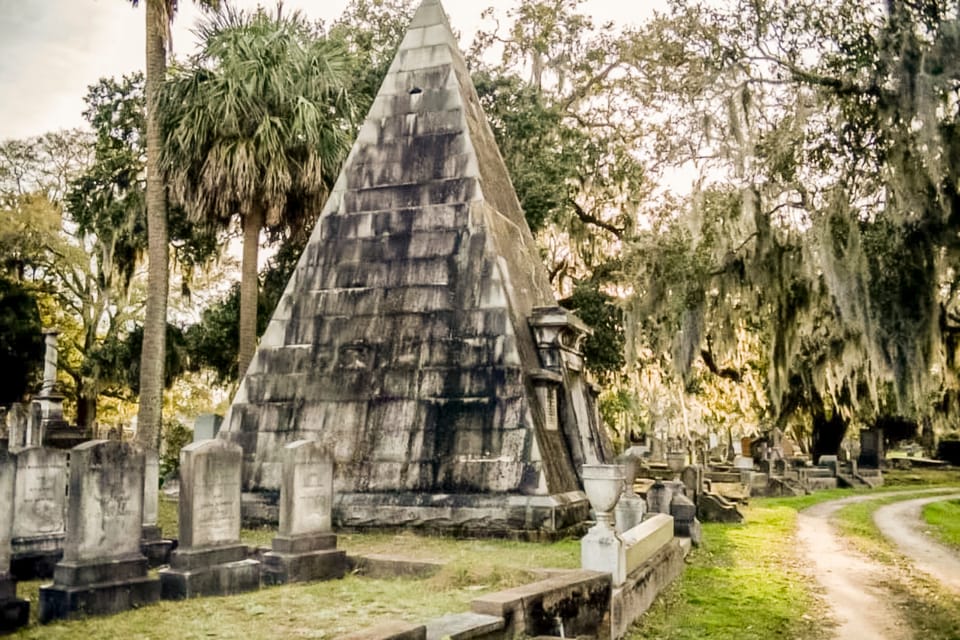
[220,0,612,536]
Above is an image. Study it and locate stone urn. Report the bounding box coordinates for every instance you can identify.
[582,464,624,527]
[666,452,686,475]
[616,454,639,497]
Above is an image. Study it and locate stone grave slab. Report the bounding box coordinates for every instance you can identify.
[11,447,67,579]
[38,441,160,622]
[0,451,29,632]
[262,440,346,584]
[159,439,260,598]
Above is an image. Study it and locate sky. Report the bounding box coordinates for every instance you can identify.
[0,0,663,141]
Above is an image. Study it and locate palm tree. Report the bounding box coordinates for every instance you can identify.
[159,5,354,377]
[129,0,218,450]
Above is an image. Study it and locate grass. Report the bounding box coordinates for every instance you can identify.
[923,499,960,550]
[628,505,828,640]
[13,501,579,639]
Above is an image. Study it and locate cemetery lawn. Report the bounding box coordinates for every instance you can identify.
[13,498,580,639]
[922,499,960,550]
[628,504,829,640]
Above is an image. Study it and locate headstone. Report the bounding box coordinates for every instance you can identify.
[649,437,665,462]
[263,441,347,584]
[39,441,160,622]
[11,447,68,578]
[733,455,753,470]
[645,479,672,515]
[0,452,29,632]
[140,450,173,566]
[5,405,27,453]
[159,439,260,599]
[680,465,703,504]
[25,403,44,449]
[858,428,884,468]
[670,493,702,546]
[192,413,223,442]
[818,454,839,476]
[740,437,752,457]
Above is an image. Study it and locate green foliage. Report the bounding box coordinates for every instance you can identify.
[630,507,827,639]
[159,418,192,480]
[184,237,302,382]
[160,5,355,236]
[0,277,43,404]
[923,499,960,550]
[560,275,625,380]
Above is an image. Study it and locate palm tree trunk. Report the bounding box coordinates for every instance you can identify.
[238,207,263,377]
[137,0,169,451]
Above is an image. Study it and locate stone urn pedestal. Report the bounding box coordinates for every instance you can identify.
[580,464,626,585]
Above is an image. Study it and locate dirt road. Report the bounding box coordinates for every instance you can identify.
[798,495,911,640]
[873,492,960,592]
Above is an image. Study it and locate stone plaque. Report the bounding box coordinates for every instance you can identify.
[143,449,159,528]
[280,441,333,538]
[0,451,15,572]
[179,439,242,548]
[12,447,67,540]
[63,441,146,563]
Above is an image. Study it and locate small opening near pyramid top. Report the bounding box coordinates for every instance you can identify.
[409,87,423,95]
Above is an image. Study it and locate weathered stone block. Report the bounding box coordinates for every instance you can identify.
[159,558,261,600]
[40,441,159,622]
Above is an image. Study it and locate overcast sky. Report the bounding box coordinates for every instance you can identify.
[0,0,663,141]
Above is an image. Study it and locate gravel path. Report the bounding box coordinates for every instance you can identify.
[798,494,912,640]
[873,492,960,593]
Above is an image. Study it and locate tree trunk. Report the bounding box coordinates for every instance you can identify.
[238,207,264,378]
[811,407,847,464]
[137,0,169,452]
[76,389,97,437]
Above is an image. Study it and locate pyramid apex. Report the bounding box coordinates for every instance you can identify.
[409,0,450,29]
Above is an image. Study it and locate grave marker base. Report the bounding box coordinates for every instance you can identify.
[262,544,347,585]
[0,575,29,633]
[38,574,160,623]
[159,544,260,599]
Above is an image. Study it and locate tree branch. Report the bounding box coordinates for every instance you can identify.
[568,198,626,239]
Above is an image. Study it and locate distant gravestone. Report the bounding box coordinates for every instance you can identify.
[263,441,346,584]
[39,441,160,622]
[0,451,29,632]
[192,414,223,442]
[680,466,703,504]
[858,428,884,469]
[140,450,173,566]
[5,405,27,453]
[12,447,67,578]
[159,439,260,598]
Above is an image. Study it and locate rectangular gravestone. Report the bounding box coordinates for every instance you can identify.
[39,441,160,622]
[4,405,27,453]
[262,441,346,584]
[140,449,173,566]
[0,451,29,632]
[858,428,884,468]
[11,447,67,579]
[193,414,223,442]
[159,439,260,598]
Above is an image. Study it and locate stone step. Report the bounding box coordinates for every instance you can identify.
[424,612,505,640]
